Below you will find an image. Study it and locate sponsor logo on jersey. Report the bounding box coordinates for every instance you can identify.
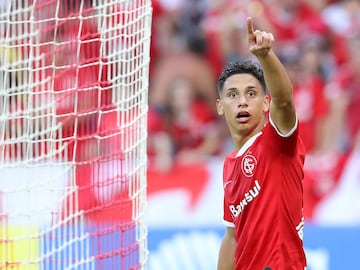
[241,154,257,177]
[229,180,261,218]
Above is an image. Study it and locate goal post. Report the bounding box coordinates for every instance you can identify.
[0,0,151,269]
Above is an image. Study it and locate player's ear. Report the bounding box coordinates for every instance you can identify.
[263,95,270,113]
[216,98,224,115]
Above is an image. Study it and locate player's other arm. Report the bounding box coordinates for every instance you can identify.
[247,17,296,135]
[217,227,236,270]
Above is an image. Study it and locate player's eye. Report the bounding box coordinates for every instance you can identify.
[248,91,256,97]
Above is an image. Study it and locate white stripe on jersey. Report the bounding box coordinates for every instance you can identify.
[296,217,305,241]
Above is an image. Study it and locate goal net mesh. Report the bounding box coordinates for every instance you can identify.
[0,0,151,269]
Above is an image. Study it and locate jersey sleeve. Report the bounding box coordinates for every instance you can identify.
[268,115,301,156]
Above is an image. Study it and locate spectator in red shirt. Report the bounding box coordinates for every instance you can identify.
[321,0,360,66]
[302,33,360,221]
[257,0,330,51]
[324,33,360,153]
[279,42,329,155]
[149,76,223,171]
[279,40,334,220]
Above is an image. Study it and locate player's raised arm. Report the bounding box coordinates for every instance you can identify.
[247,17,296,135]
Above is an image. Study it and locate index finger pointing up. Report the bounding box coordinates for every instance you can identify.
[247,17,254,35]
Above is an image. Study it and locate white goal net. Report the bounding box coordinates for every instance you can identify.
[0,0,151,269]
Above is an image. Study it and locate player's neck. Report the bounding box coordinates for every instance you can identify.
[232,122,266,150]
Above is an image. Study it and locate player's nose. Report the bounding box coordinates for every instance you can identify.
[237,94,247,107]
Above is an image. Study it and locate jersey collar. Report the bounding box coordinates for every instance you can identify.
[236,131,263,158]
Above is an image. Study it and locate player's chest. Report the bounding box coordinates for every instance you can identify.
[223,151,263,199]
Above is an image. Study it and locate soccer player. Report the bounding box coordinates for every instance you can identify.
[216,17,307,270]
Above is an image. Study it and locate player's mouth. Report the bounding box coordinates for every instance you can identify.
[236,111,250,123]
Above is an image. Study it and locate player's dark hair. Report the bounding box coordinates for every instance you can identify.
[217,60,267,96]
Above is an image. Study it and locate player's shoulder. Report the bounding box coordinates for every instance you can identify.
[265,118,299,140]
[265,119,304,156]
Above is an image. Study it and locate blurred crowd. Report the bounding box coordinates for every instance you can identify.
[147,0,360,221]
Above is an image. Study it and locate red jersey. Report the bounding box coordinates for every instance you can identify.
[222,120,307,270]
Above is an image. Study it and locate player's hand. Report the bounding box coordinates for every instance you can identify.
[247,17,274,57]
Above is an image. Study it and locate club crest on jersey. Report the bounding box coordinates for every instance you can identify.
[241,154,257,177]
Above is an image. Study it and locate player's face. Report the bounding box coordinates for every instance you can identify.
[216,73,269,137]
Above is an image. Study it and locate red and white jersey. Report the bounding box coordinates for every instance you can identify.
[222,118,307,270]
